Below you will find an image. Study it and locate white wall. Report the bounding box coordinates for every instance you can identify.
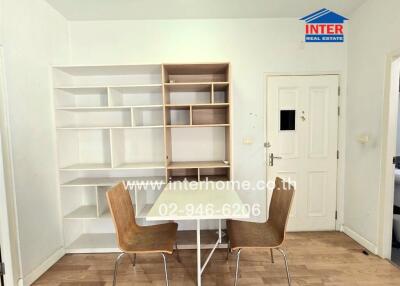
[69,18,347,219]
[1,0,69,283]
[345,0,400,251]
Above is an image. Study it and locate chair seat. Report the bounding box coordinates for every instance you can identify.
[120,222,178,254]
[227,219,283,250]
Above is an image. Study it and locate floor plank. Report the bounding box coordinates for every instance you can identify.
[33,232,400,285]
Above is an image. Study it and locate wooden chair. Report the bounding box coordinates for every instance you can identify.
[226,177,295,286]
[107,182,180,286]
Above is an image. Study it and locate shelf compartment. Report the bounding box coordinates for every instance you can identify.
[57,129,111,169]
[164,83,211,105]
[200,168,230,182]
[56,109,131,129]
[108,85,162,107]
[55,87,108,108]
[131,106,163,127]
[163,63,229,83]
[61,186,97,219]
[111,128,165,168]
[53,64,162,87]
[213,83,230,103]
[168,168,199,182]
[169,127,228,162]
[192,105,228,125]
[166,106,190,126]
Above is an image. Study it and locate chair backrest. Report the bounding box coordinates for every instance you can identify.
[106,182,139,249]
[268,177,295,244]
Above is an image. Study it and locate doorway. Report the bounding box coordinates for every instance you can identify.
[391,67,400,265]
[266,75,340,231]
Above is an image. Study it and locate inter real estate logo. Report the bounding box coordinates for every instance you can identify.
[300,8,348,43]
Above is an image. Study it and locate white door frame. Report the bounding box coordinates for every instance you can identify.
[378,50,400,259]
[264,72,345,229]
[0,46,20,286]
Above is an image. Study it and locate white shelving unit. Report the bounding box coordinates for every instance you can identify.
[53,63,232,253]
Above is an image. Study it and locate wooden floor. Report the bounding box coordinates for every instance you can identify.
[33,232,400,286]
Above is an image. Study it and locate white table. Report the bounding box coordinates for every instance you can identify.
[146,182,249,286]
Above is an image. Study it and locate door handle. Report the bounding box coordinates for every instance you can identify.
[269,153,282,166]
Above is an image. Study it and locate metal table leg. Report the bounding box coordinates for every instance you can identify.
[197,219,201,286]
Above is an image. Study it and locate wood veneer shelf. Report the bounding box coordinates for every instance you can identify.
[163,63,229,83]
[167,161,230,169]
[166,124,230,128]
[114,162,165,169]
[165,103,229,108]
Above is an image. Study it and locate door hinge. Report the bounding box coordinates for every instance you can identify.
[337,150,339,159]
[338,106,340,116]
[0,262,5,276]
[335,211,338,220]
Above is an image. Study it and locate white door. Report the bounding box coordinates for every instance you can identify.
[266,75,339,231]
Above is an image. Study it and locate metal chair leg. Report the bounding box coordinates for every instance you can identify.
[127,254,136,268]
[226,240,231,260]
[234,249,242,286]
[270,249,274,263]
[161,253,169,286]
[277,248,291,286]
[175,242,181,263]
[113,252,126,286]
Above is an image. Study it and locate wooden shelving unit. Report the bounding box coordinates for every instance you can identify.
[53,63,232,253]
[163,63,232,183]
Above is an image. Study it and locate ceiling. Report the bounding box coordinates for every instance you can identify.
[45,0,366,21]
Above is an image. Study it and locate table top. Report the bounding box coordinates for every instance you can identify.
[146,182,250,221]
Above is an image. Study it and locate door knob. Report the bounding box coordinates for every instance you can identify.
[269,153,282,166]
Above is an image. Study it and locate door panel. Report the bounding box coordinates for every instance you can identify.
[267,75,339,231]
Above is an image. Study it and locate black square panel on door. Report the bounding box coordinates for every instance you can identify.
[280,110,296,131]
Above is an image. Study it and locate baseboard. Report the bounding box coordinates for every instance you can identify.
[342,225,378,254]
[21,247,65,285]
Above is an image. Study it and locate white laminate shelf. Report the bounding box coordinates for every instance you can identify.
[56,125,163,130]
[60,163,112,171]
[64,205,97,219]
[66,233,118,253]
[61,176,166,187]
[55,105,163,111]
[60,162,165,171]
[54,83,162,90]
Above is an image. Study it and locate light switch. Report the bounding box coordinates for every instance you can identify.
[243,137,253,145]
